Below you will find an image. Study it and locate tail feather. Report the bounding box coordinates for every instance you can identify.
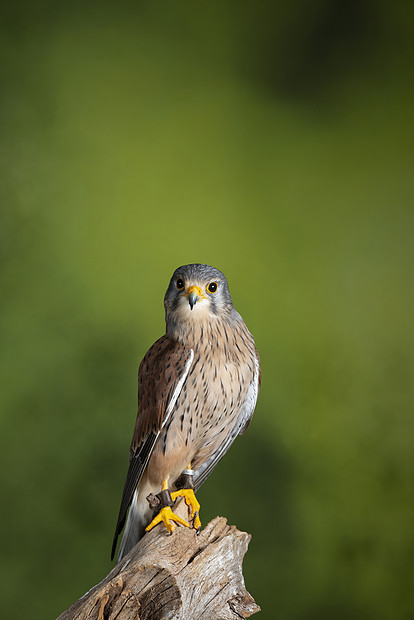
[116,489,150,562]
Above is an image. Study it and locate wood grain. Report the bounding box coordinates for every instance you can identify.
[58,501,260,620]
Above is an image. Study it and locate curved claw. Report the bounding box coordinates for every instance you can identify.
[145,506,190,534]
[191,510,202,531]
[171,488,202,531]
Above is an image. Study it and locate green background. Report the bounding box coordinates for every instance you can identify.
[1,2,413,618]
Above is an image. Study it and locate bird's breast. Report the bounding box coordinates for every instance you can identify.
[152,317,257,480]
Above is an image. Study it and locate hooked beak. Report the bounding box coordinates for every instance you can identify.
[186,285,203,310]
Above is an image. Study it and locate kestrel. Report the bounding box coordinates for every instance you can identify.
[111,264,260,562]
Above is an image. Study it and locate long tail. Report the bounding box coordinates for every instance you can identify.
[117,490,150,562]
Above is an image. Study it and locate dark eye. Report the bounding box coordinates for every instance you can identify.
[176,278,185,290]
[207,282,218,293]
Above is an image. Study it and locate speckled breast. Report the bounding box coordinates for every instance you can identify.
[159,318,257,477]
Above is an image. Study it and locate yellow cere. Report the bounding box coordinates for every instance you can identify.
[185,285,205,299]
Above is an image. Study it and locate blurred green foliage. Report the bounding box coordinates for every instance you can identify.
[1,2,413,619]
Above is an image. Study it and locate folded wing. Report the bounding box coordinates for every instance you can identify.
[111,335,193,560]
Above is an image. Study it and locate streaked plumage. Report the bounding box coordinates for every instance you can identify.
[112,264,260,562]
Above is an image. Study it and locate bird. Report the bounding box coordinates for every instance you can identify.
[111,263,260,562]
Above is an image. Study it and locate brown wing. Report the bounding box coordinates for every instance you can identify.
[130,335,193,453]
[111,335,193,559]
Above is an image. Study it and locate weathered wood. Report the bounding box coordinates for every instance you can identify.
[58,501,260,620]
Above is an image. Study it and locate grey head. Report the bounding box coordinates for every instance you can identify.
[164,264,235,329]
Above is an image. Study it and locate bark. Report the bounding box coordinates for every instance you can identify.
[57,501,260,620]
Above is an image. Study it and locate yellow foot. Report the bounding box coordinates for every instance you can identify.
[171,488,202,531]
[145,505,190,534]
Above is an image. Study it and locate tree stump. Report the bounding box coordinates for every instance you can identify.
[57,500,260,620]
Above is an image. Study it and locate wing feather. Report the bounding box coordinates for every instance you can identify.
[111,335,193,560]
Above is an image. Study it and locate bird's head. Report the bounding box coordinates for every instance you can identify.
[164,264,234,328]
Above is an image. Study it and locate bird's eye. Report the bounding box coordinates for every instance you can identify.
[207,282,218,293]
[176,278,185,290]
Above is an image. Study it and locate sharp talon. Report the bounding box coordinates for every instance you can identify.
[145,505,190,534]
[196,526,201,535]
[170,488,201,531]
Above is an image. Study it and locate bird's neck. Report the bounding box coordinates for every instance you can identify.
[166,316,211,348]
[165,311,250,362]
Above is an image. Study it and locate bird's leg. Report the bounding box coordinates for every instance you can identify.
[145,478,190,534]
[171,463,201,532]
